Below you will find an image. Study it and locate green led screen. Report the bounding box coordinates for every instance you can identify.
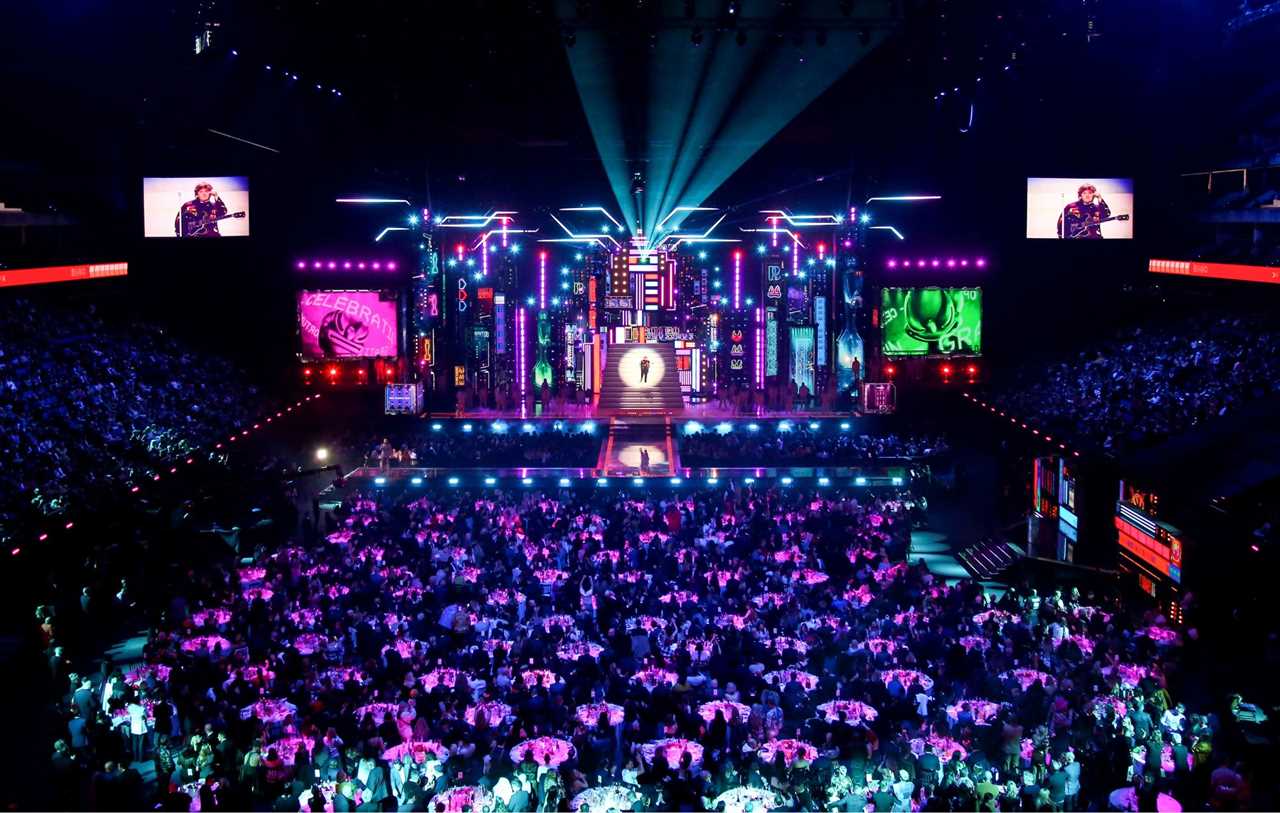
[881,287,982,357]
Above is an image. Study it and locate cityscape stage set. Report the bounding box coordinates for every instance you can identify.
[297,191,981,481]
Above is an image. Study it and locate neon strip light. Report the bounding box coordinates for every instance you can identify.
[207,129,281,154]
[539,251,548,310]
[868,225,906,240]
[517,308,527,402]
[864,195,942,203]
[654,206,717,232]
[562,206,624,230]
[759,210,842,226]
[650,213,728,249]
[739,227,807,248]
[0,262,128,289]
[375,227,409,242]
[482,239,489,277]
[1118,503,1159,535]
[792,240,799,273]
[471,228,538,252]
[771,216,778,248]
[733,251,742,309]
[336,197,410,205]
[548,214,623,248]
[437,212,518,228]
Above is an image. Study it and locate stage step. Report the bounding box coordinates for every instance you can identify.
[959,539,1023,581]
[597,342,684,416]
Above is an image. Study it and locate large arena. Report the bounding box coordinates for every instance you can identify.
[2,2,1279,810]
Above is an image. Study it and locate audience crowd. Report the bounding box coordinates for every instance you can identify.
[0,298,264,538]
[36,469,1249,813]
[680,429,947,467]
[352,429,601,469]
[991,313,1280,453]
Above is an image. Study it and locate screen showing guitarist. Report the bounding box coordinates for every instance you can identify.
[1057,183,1110,239]
[175,182,228,238]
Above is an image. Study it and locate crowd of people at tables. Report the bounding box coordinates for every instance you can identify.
[355,430,602,470]
[990,313,1280,454]
[0,297,264,538]
[37,466,1252,813]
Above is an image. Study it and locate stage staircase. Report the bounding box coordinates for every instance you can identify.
[958,538,1025,581]
[596,342,684,416]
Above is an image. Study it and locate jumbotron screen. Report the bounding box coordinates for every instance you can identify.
[143,176,250,238]
[1026,177,1133,239]
[881,287,982,357]
[298,290,398,360]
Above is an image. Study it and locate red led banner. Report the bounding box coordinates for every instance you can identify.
[0,262,128,289]
[1149,259,1280,285]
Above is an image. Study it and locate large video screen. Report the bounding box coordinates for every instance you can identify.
[143,176,250,238]
[881,287,982,357]
[298,290,398,360]
[1026,177,1133,239]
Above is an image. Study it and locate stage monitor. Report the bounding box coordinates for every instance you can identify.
[143,176,250,238]
[880,287,982,357]
[1026,177,1133,239]
[298,290,398,360]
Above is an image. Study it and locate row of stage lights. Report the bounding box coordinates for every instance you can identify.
[882,362,980,382]
[371,474,905,488]
[231,49,344,96]
[296,259,398,271]
[11,395,324,558]
[962,392,1082,459]
[885,257,986,269]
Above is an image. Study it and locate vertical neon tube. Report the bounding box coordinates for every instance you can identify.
[771,217,778,248]
[517,307,526,408]
[539,251,548,310]
[792,238,799,274]
[456,243,465,264]
[501,216,509,248]
[482,237,489,278]
[755,305,764,389]
[733,250,742,310]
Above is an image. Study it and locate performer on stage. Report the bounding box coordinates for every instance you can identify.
[639,356,651,383]
[1056,183,1111,239]
[175,182,228,238]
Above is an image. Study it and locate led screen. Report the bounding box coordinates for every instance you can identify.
[298,290,398,359]
[143,176,250,237]
[881,287,981,357]
[1026,177,1133,239]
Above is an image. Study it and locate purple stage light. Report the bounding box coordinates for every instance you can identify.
[946,259,956,268]
[887,259,897,268]
[388,261,397,270]
[372,262,382,270]
[343,261,352,269]
[931,259,940,267]
[327,261,337,269]
[358,262,366,269]
[976,257,987,267]
[296,261,306,269]
[917,260,926,268]
[312,261,321,269]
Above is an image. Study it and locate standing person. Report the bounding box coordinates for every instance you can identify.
[1062,752,1081,811]
[1056,183,1112,239]
[639,355,651,384]
[126,696,148,764]
[175,182,230,237]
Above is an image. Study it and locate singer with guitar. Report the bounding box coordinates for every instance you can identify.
[1056,183,1129,239]
[174,182,244,237]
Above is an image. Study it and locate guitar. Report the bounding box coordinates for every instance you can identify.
[1066,213,1129,239]
[182,210,246,237]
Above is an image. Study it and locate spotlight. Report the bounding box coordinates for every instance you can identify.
[462,423,473,432]
[633,477,644,486]
[707,477,719,484]
[744,477,755,484]
[373,476,386,486]
[522,477,533,485]
[855,476,867,486]
[559,477,571,487]
[315,447,329,461]
[670,477,683,485]
[892,476,904,486]
[781,477,793,485]
[840,422,851,430]
[818,477,831,486]
[431,423,443,431]
[448,477,460,486]
[597,477,609,486]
